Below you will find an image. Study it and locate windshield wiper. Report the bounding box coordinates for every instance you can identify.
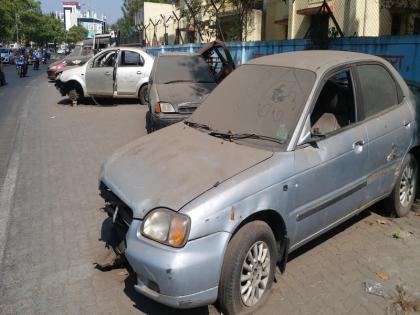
[209,132,284,145]
[164,79,214,84]
[184,121,212,130]
[164,80,194,84]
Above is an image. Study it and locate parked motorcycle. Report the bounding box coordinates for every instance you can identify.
[16,57,28,78]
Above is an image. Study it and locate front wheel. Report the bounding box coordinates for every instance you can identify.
[138,85,148,105]
[386,153,418,217]
[218,221,277,315]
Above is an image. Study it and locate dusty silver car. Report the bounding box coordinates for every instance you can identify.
[147,52,217,131]
[99,51,419,314]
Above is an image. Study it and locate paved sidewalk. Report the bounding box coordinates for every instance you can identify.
[0,77,420,315]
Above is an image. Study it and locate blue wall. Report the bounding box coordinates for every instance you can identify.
[146,35,420,82]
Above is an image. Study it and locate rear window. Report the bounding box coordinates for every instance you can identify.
[357,64,399,119]
[155,55,215,84]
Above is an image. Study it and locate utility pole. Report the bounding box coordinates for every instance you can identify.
[15,13,19,45]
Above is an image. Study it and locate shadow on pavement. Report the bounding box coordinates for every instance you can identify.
[123,274,211,315]
[288,204,388,262]
[57,97,144,107]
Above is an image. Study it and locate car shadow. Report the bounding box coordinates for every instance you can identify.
[123,273,211,315]
[57,97,143,107]
[287,204,388,262]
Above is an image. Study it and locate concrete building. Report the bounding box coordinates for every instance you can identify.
[263,0,420,40]
[78,17,106,37]
[62,1,107,36]
[134,0,263,46]
[134,2,178,46]
[78,11,107,37]
[263,0,289,40]
[63,1,81,31]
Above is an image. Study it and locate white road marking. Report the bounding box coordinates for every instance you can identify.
[0,88,30,269]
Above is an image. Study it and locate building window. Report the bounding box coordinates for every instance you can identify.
[414,18,420,35]
[391,14,402,35]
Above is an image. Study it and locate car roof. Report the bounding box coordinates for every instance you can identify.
[247,50,385,73]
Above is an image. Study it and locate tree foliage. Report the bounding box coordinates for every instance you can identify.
[66,25,88,44]
[0,0,66,45]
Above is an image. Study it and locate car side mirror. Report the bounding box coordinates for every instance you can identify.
[297,116,325,147]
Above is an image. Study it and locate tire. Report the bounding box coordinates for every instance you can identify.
[385,153,418,217]
[145,109,154,134]
[138,84,148,105]
[218,221,277,315]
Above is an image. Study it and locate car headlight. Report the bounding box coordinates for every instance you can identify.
[141,208,190,247]
[155,102,175,113]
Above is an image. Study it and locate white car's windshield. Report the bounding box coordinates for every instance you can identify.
[188,64,316,151]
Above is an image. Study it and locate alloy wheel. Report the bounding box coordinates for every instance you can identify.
[399,164,415,207]
[240,241,270,307]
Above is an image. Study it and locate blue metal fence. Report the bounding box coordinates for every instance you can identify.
[146,35,420,82]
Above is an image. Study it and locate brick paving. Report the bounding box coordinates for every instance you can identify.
[0,75,420,315]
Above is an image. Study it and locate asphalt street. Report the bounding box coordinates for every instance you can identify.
[0,61,419,315]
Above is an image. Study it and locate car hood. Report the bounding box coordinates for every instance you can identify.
[60,63,87,79]
[49,59,63,68]
[156,82,216,108]
[100,123,273,219]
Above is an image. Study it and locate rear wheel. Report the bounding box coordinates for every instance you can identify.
[386,153,417,217]
[218,221,277,315]
[138,84,148,105]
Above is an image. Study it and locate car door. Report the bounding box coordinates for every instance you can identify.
[292,68,369,245]
[355,63,413,201]
[85,50,117,96]
[115,50,146,96]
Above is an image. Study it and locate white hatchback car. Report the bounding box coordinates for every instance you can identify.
[0,48,15,64]
[55,47,154,105]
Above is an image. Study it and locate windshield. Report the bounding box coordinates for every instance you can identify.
[188,64,316,151]
[155,55,215,84]
[0,48,9,53]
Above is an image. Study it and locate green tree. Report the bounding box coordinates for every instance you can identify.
[66,25,88,44]
[0,0,42,43]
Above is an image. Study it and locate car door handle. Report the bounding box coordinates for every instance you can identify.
[352,140,365,153]
[104,71,111,76]
[136,71,142,75]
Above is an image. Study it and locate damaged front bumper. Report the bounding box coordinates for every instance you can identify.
[125,220,229,309]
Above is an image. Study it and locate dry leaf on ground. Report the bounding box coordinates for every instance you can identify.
[376,272,390,281]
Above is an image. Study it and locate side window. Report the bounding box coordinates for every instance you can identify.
[93,51,116,68]
[357,64,399,119]
[121,51,144,67]
[310,70,356,135]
